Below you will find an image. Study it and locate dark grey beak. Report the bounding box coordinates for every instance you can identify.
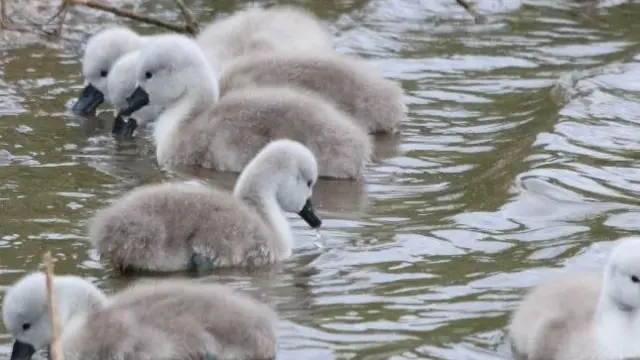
[298,198,322,228]
[72,83,105,116]
[10,340,35,360]
[111,114,138,140]
[120,86,149,117]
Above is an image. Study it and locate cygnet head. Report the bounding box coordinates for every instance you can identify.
[119,34,219,118]
[234,139,322,229]
[602,236,640,311]
[72,26,145,116]
[107,50,163,139]
[2,272,108,360]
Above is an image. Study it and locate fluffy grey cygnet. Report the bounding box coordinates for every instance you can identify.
[120,34,371,180]
[508,236,640,360]
[3,273,278,360]
[88,139,322,272]
[220,52,407,134]
[195,5,334,74]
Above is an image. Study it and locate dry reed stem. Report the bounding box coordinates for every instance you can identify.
[43,251,63,360]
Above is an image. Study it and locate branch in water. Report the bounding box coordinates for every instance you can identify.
[455,0,487,24]
[68,0,199,34]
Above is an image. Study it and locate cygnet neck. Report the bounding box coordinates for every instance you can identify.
[153,61,220,159]
[233,173,293,255]
[593,273,640,357]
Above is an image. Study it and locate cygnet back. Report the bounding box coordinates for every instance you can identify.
[159,86,371,180]
[196,5,334,73]
[89,139,322,272]
[73,26,147,115]
[88,182,274,272]
[508,274,601,360]
[220,52,407,134]
[60,279,278,360]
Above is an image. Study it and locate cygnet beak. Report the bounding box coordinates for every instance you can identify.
[72,83,105,116]
[298,198,322,228]
[9,340,35,360]
[111,114,138,140]
[120,86,149,117]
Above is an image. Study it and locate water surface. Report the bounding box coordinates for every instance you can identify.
[2,0,640,359]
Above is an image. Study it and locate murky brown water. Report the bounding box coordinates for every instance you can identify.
[3,0,640,358]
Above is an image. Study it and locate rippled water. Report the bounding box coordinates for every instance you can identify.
[2,0,640,358]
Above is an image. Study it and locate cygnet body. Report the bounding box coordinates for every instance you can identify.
[121,34,371,180]
[196,5,333,74]
[72,26,150,116]
[508,237,640,360]
[220,52,406,134]
[107,50,164,138]
[3,273,277,360]
[89,139,322,272]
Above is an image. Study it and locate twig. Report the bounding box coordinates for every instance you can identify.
[43,251,63,360]
[44,0,71,36]
[172,0,199,34]
[45,0,69,25]
[67,0,198,35]
[455,0,487,24]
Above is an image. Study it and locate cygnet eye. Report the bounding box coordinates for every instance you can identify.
[145,71,153,79]
[631,275,639,283]
[99,70,108,77]
[307,180,312,188]
[22,323,31,331]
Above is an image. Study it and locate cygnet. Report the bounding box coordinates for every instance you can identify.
[88,139,322,272]
[508,236,640,360]
[3,273,277,360]
[2,272,108,360]
[220,52,406,134]
[119,34,371,180]
[196,5,334,74]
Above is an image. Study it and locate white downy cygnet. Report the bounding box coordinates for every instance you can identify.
[2,272,108,360]
[120,34,371,180]
[72,26,150,116]
[219,51,407,134]
[195,5,334,74]
[508,236,640,360]
[3,273,277,360]
[107,50,164,139]
[88,139,322,272]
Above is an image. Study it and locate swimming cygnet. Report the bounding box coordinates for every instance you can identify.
[107,50,164,139]
[72,26,149,116]
[3,273,277,360]
[220,52,407,134]
[196,5,333,74]
[88,139,322,272]
[120,34,371,180]
[2,272,108,360]
[508,236,640,360]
